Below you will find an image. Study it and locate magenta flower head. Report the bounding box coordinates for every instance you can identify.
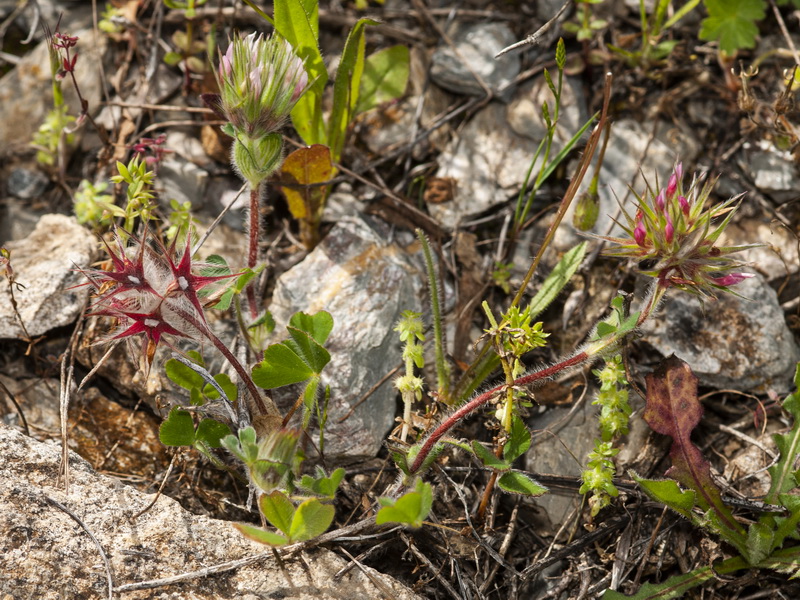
[599,164,760,298]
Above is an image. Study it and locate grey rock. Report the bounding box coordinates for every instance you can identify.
[746,143,799,202]
[7,167,49,199]
[0,196,48,242]
[158,154,209,212]
[96,65,182,131]
[0,214,96,339]
[431,76,585,229]
[641,274,800,393]
[0,28,106,157]
[430,23,520,98]
[165,130,213,168]
[10,0,95,35]
[723,219,800,281]
[524,399,597,533]
[269,216,423,458]
[0,424,421,600]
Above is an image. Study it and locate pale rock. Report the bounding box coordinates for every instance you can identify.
[268,216,423,458]
[431,76,585,229]
[0,424,421,599]
[0,214,96,339]
[0,28,106,157]
[430,23,520,98]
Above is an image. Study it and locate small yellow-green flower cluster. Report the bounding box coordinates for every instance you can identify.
[581,354,632,517]
[394,310,425,442]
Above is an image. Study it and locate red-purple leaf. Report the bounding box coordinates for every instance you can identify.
[644,355,746,539]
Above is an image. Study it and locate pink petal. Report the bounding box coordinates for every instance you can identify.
[712,272,754,287]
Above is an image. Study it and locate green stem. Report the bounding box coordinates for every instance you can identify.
[416,230,450,400]
[452,74,613,404]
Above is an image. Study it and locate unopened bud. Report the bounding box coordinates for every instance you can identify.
[678,195,690,217]
[634,220,647,247]
[573,190,600,231]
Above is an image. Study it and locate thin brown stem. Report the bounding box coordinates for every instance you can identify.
[452,73,614,404]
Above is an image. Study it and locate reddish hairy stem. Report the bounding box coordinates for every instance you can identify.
[636,280,668,328]
[174,305,272,416]
[246,185,261,319]
[409,351,588,474]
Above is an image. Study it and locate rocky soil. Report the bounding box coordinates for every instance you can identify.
[1,1,800,599]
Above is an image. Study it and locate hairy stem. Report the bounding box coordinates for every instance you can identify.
[174,305,276,418]
[246,184,262,319]
[417,230,450,400]
[410,351,588,474]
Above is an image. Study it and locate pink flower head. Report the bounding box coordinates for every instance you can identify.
[215,33,310,138]
[599,164,761,299]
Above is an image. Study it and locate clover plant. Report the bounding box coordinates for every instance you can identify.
[238,0,410,249]
[68,0,772,572]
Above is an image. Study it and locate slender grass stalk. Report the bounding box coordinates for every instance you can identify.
[416,230,450,401]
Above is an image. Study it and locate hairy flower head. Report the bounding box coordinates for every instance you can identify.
[212,33,309,138]
[81,229,241,371]
[600,164,759,298]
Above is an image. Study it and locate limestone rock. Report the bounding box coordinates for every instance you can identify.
[0,214,96,339]
[0,424,421,599]
[268,216,423,458]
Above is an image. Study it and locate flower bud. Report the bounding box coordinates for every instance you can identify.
[655,189,666,212]
[634,220,647,247]
[711,272,754,287]
[666,173,678,199]
[573,190,600,231]
[664,214,674,244]
[678,195,690,217]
